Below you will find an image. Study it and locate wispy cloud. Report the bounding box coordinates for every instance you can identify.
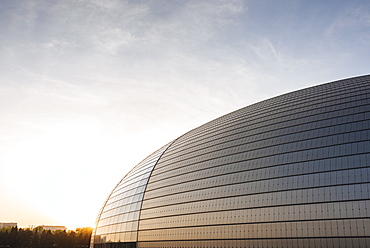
[326,6,370,37]
[1,0,370,228]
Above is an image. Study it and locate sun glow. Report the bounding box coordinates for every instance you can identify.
[2,113,175,230]
[2,119,116,229]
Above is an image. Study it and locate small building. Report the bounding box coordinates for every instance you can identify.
[0,222,17,228]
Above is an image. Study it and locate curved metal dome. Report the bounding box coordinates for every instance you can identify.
[91,75,370,248]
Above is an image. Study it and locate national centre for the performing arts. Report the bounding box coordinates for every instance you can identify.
[91,75,370,248]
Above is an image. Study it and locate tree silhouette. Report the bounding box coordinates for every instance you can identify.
[54,230,69,248]
[0,226,92,248]
[8,227,18,248]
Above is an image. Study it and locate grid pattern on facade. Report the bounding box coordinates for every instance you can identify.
[91,75,370,248]
[139,75,370,247]
[92,142,172,246]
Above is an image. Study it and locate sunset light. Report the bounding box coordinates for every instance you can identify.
[1,0,370,237]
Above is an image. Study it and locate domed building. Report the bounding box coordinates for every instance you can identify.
[91,75,370,248]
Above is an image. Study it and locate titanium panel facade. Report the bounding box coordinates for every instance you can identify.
[92,75,370,248]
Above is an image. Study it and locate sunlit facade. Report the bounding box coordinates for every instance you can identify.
[91,75,370,248]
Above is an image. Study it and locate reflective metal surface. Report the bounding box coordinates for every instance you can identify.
[92,75,370,248]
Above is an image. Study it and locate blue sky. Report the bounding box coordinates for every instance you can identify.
[0,0,369,229]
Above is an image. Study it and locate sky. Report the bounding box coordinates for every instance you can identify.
[0,0,370,230]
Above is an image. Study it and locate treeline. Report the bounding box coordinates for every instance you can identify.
[0,226,92,248]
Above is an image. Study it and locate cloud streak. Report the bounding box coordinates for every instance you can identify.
[1,0,370,228]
